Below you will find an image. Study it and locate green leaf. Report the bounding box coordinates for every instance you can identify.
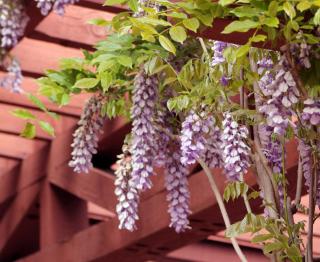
[219,0,236,6]
[249,34,267,43]
[235,44,250,58]
[103,0,126,6]
[263,17,279,28]
[297,1,311,12]
[283,2,296,19]
[222,20,260,34]
[74,78,99,89]
[177,95,189,110]
[141,32,156,42]
[159,35,176,54]
[169,26,187,44]
[39,121,55,137]
[28,94,47,112]
[163,77,176,86]
[12,109,36,120]
[165,12,188,19]
[167,99,176,111]
[21,122,36,139]
[248,191,260,200]
[117,56,133,68]
[137,17,171,27]
[251,234,273,243]
[268,1,278,17]
[100,72,113,91]
[128,0,138,12]
[263,242,283,254]
[87,18,109,27]
[314,9,320,25]
[231,6,260,18]
[183,18,200,33]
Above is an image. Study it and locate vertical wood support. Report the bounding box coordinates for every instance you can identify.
[40,181,88,247]
[40,119,89,247]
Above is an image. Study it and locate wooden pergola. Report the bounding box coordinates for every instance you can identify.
[0,1,319,261]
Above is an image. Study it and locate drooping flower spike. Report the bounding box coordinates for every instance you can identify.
[69,95,105,173]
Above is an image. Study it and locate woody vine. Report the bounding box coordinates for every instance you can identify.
[1,0,320,261]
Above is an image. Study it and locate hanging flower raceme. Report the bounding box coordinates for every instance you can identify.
[301,99,320,126]
[69,95,105,173]
[35,0,79,16]
[221,113,250,181]
[114,142,140,231]
[130,71,158,190]
[256,57,285,208]
[290,33,311,69]
[204,125,223,168]
[0,0,29,49]
[259,56,299,136]
[0,58,23,93]
[180,110,217,166]
[299,140,320,209]
[165,149,191,233]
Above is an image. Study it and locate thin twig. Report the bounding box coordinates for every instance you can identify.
[198,158,248,262]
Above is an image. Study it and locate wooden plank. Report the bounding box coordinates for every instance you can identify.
[20,140,300,261]
[0,157,19,174]
[0,72,90,117]
[0,133,48,204]
[35,5,115,46]
[0,133,47,160]
[17,165,256,262]
[0,103,77,139]
[40,181,88,247]
[0,181,41,251]
[11,38,83,75]
[49,167,117,211]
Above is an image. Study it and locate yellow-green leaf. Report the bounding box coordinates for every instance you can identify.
[74,78,99,89]
[297,1,311,12]
[159,35,176,54]
[183,18,200,33]
[169,26,187,44]
[283,2,296,19]
[39,121,55,137]
[222,20,260,34]
[21,122,36,139]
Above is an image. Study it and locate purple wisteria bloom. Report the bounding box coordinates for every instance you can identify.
[301,99,320,126]
[69,95,105,173]
[204,125,223,168]
[0,58,23,93]
[165,150,191,233]
[0,0,29,49]
[130,71,158,190]
[298,140,320,209]
[221,113,250,181]
[290,34,311,68]
[114,143,140,231]
[256,57,285,208]
[35,0,79,16]
[259,57,299,136]
[180,110,216,166]
[210,40,228,67]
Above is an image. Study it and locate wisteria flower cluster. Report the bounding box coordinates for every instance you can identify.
[130,71,159,190]
[221,113,250,181]
[180,110,218,166]
[165,149,191,233]
[299,140,320,209]
[0,0,28,49]
[114,142,140,231]
[35,0,79,16]
[69,95,105,173]
[0,58,23,93]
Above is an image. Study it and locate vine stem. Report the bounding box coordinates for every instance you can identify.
[197,158,248,262]
[294,157,303,208]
